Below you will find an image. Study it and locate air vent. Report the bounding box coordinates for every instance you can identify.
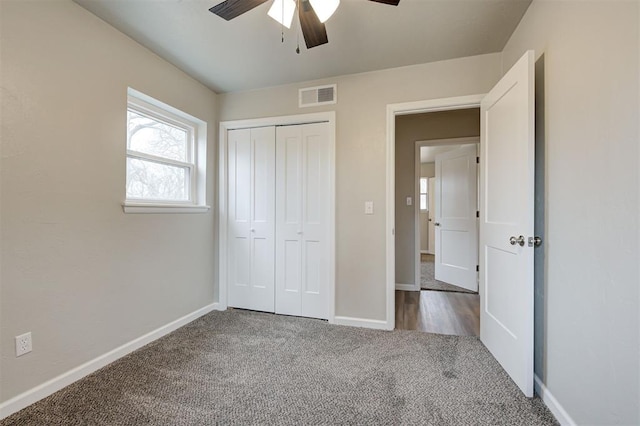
[299,84,337,108]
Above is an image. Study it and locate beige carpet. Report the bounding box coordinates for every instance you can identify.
[1,309,556,425]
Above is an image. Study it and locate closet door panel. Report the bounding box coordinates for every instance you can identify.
[275,127,303,316]
[275,123,330,319]
[227,127,276,312]
[249,127,276,312]
[227,129,251,308]
[300,123,329,319]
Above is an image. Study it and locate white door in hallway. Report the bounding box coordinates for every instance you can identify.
[275,123,331,320]
[480,51,535,397]
[434,145,478,292]
[428,178,436,254]
[227,127,276,312]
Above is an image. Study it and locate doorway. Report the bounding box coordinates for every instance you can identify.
[416,139,479,295]
[385,96,485,336]
[388,52,536,399]
[394,112,481,336]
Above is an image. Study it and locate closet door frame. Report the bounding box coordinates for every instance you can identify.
[218,112,336,323]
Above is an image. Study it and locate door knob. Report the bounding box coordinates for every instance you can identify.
[434,222,440,227]
[509,235,525,246]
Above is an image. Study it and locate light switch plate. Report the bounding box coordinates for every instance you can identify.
[406,196,412,206]
[365,201,374,215]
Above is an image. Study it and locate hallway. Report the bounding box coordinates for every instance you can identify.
[395,290,480,336]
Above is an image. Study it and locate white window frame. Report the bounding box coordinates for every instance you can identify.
[124,88,209,214]
[419,177,428,211]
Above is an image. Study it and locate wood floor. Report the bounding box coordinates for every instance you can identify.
[395,290,480,336]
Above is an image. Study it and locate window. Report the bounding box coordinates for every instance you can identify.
[124,89,208,213]
[420,177,428,210]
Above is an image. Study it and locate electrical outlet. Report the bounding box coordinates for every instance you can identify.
[15,332,32,357]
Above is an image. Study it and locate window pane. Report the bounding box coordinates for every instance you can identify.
[420,194,427,210]
[126,158,189,201]
[420,178,427,194]
[127,110,188,162]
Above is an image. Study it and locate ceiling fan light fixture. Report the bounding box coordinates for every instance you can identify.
[268,0,296,28]
[309,0,340,23]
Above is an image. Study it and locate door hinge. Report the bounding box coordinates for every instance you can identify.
[476,211,480,218]
[476,157,480,164]
[476,265,479,272]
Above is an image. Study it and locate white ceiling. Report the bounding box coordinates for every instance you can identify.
[74,0,531,93]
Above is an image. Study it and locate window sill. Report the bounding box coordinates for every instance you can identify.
[123,203,210,214]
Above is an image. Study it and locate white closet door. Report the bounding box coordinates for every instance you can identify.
[227,127,276,312]
[275,122,330,319]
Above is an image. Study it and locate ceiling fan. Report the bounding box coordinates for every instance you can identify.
[209,0,400,50]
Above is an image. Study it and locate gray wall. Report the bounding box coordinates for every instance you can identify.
[420,163,436,178]
[0,1,218,402]
[219,57,499,320]
[502,1,639,424]
[394,110,479,285]
[4,1,637,424]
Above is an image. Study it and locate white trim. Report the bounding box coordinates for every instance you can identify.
[0,303,219,420]
[220,112,333,130]
[534,375,576,426]
[123,203,210,214]
[218,112,336,323]
[396,283,418,292]
[420,250,429,254]
[217,122,229,311]
[126,87,208,210]
[326,114,337,324]
[411,141,422,292]
[386,95,484,331]
[126,149,194,170]
[333,316,392,330]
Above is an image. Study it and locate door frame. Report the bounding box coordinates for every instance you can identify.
[413,137,479,293]
[218,111,336,323]
[385,95,484,329]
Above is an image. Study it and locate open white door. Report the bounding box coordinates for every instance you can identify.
[427,178,435,254]
[434,145,478,292]
[480,51,535,397]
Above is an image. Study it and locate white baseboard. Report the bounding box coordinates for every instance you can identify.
[396,283,419,291]
[420,250,429,254]
[0,303,220,420]
[534,374,576,426]
[333,316,392,331]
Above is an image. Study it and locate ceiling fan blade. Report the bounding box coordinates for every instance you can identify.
[368,0,400,5]
[209,0,270,21]
[299,0,328,49]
